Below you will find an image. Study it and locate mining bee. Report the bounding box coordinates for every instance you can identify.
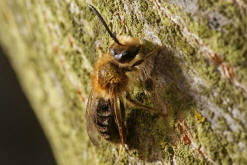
[86,5,161,147]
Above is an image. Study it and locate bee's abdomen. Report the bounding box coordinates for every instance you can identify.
[94,98,120,143]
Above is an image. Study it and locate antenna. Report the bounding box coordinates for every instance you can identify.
[88,5,122,45]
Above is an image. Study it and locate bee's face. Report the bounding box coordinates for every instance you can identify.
[110,44,140,63]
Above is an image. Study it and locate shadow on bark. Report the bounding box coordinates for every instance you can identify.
[126,45,195,162]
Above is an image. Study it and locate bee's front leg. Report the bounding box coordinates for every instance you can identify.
[131,46,163,67]
[96,42,105,57]
[119,19,126,35]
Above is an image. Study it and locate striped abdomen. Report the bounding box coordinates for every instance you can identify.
[93,97,120,143]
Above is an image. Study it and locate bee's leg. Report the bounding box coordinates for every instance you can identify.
[119,19,126,35]
[125,93,156,112]
[111,93,125,146]
[117,145,124,162]
[126,93,167,117]
[96,43,104,57]
[115,0,126,36]
[131,46,163,67]
[119,99,126,128]
[117,145,130,163]
[114,20,125,40]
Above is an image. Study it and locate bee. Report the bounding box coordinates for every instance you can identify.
[86,5,161,146]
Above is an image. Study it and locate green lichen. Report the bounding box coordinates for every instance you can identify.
[1,0,247,164]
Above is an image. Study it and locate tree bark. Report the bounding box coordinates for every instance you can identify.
[0,0,247,164]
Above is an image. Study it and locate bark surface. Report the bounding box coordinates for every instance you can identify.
[0,0,247,164]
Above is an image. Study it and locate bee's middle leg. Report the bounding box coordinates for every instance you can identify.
[126,93,167,117]
[125,93,156,112]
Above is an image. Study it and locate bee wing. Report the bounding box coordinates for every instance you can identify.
[85,90,101,146]
[86,91,126,145]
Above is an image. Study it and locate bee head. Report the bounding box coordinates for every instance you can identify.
[89,5,141,63]
[110,36,140,63]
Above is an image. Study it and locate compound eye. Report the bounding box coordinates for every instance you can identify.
[110,48,125,61]
[110,46,140,63]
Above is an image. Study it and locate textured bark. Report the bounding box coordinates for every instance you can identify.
[0,0,247,164]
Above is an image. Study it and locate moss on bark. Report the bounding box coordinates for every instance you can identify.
[0,0,247,164]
